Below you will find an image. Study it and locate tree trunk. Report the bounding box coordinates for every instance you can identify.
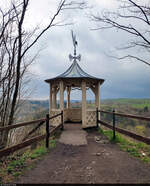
[0,131,9,149]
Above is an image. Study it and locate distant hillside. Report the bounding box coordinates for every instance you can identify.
[26,99,95,110]
[16,99,91,122]
[18,98,150,113]
[14,98,150,139]
[16,98,150,123]
[16,100,49,122]
[101,98,150,110]
[101,98,150,104]
[28,100,49,110]
[99,98,150,138]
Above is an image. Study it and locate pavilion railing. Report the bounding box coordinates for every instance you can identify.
[0,111,63,158]
[96,108,150,145]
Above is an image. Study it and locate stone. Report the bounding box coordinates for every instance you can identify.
[96,152,101,156]
[142,152,146,156]
[94,136,101,142]
[86,166,92,170]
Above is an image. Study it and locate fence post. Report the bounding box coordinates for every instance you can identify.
[113,109,116,140]
[61,110,64,130]
[46,114,50,148]
[96,107,99,128]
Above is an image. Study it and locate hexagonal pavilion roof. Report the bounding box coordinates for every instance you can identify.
[45,59,104,84]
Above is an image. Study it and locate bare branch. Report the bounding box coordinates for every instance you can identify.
[91,0,150,67]
[106,53,150,66]
[0,0,86,148]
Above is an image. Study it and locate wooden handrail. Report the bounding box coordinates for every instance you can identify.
[22,120,45,142]
[49,112,62,120]
[0,124,62,158]
[98,120,150,145]
[0,112,63,132]
[0,112,64,158]
[0,118,46,132]
[99,110,150,121]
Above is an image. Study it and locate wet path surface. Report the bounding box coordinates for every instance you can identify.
[16,124,150,184]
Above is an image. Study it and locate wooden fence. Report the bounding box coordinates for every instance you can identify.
[96,108,150,145]
[0,111,63,158]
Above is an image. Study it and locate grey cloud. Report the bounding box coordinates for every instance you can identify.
[27,1,150,100]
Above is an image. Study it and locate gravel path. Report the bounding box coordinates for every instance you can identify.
[16,124,150,184]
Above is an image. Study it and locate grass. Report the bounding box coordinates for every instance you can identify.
[131,103,150,109]
[0,137,57,183]
[50,139,57,148]
[29,139,56,159]
[99,128,150,163]
[30,146,48,159]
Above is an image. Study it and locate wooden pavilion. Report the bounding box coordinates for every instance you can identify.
[45,32,104,128]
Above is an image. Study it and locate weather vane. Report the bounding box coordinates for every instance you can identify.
[69,30,81,62]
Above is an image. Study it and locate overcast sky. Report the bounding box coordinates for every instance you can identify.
[20,0,150,100]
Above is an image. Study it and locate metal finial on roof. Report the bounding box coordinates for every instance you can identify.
[69,30,81,62]
[45,31,105,84]
[71,30,77,56]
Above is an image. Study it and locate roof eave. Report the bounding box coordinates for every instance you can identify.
[45,77,105,84]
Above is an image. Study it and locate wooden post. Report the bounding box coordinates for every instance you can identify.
[54,87,57,109]
[61,110,64,130]
[113,109,116,140]
[82,81,86,128]
[67,86,71,108]
[95,82,100,120]
[50,83,53,110]
[46,114,50,148]
[96,107,98,128]
[60,81,64,110]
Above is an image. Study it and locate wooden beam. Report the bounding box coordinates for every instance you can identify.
[90,85,96,95]
[95,82,100,109]
[99,120,150,145]
[99,110,150,122]
[60,81,64,110]
[0,134,46,158]
[82,80,86,127]
[22,120,45,142]
[53,87,57,109]
[0,118,46,132]
[50,83,53,110]
[0,124,62,158]
[95,82,100,120]
[67,86,71,108]
[0,112,62,132]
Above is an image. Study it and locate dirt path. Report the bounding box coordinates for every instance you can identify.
[16,124,150,184]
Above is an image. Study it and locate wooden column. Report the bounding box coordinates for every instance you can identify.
[59,81,64,110]
[67,86,71,108]
[52,87,54,109]
[50,83,53,111]
[82,81,86,128]
[95,82,100,120]
[53,87,57,109]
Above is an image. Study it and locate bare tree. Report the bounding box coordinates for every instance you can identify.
[0,0,86,148]
[91,0,150,66]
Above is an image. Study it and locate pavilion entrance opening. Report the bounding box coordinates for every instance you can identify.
[64,88,82,123]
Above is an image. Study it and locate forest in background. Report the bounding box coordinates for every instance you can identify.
[100,99,150,138]
[16,98,150,138]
